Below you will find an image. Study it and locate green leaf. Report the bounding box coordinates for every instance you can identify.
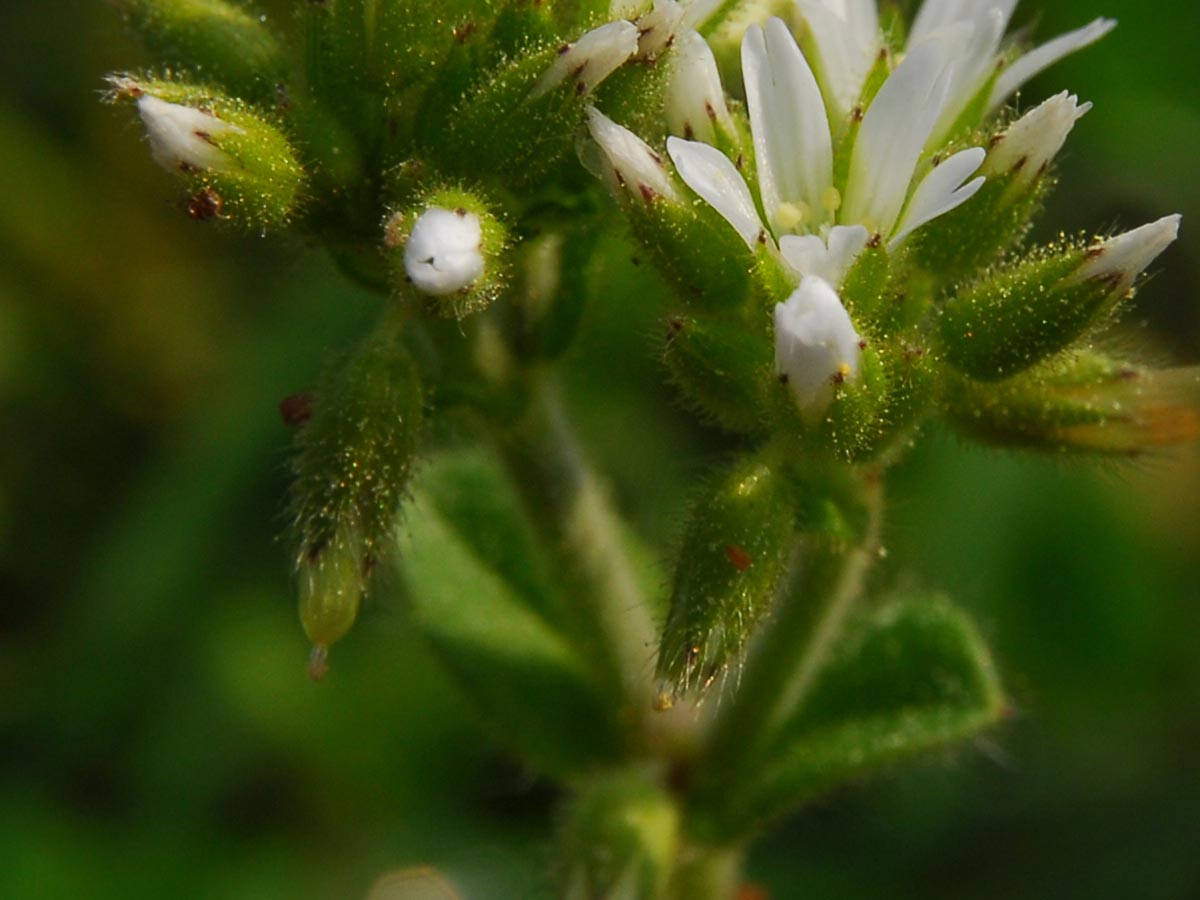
[691,596,1006,842]
[396,456,628,776]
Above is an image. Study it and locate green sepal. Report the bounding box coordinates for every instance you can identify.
[289,312,424,654]
[839,239,891,326]
[943,351,1200,455]
[592,51,671,147]
[557,768,680,900]
[691,595,1006,842]
[395,462,628,777]
[939,241,1100,381]
[662,308,773,434]
[114,0,288,101]
[657,450,798,694]
[630,198,754,315]
[109,75,305,230]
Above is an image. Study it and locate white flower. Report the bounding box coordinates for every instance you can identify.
[136,94,239,172]
[404,207,485,296]
[667,17,985,266]
[582,107,679,203]
[982,91,1091,189]
[533,20,640,98]
[1071,214,1181,293]
[774,275,862,416]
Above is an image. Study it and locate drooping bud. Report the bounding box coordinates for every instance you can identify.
[385,187,510,318]
[290,318,423,672]
[665,29,737,145]
[944,352,1200,455]
[774,275,862,418]
[940,217,1181,381]
[113,0,287,99]
[107,76,304,229]
[533,20,640,98]
[658,452,798,694]
[557,770,679,900]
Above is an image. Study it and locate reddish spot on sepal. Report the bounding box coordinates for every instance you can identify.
[280,392,314,427]
[736,885,770,900]
[725,544,753,571]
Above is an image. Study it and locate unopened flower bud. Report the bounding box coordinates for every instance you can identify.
[774,275,862,417]
[666,29,735,144]
[634,0,685,60]
[984,91,1091,192]
[583,107,678,202]
[386,188,510,317]
[533,20,639,97]
[108,76,304,229]
[404,208,485,296]
[1071,214,1181,294]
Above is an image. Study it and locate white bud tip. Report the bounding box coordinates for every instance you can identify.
[1076,214,1182,284]
[533,20,639,98]
[585,107,678,202]
[136,94,237,173]
[404,207,486,296]
[986,91,1091,181]
[774,275,862,417]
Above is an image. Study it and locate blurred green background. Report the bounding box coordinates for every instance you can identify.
[1,2,1197,898]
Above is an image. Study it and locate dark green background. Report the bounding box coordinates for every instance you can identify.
[1,2,1197,897]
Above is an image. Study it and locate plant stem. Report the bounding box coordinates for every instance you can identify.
[701,471,885,783]
[495,375,659,731]
[668,844,744,900]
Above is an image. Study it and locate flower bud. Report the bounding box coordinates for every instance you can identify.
[385,187,510,318]
[582,107,678,202]
[108,76,304,229]
[532,20,640,98]
[940,217,1181,381]
[774,276,862,418]
[658,452,798,694]
[983,92,1091,193]
[290,321,423,672]
[666,29,736,145]
[113,0,287,99]
[945,352,1200,455]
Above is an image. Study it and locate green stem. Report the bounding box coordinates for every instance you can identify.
[702,472,884,782]
[495,375,659,730]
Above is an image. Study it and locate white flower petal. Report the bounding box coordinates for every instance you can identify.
[909,0,1018,48]
[793,0,880,121]
[137,95,239,172]
[841,32,955,236]
[635,0,686,60]
[667,136,763,248]
[889,146,986,247]
[742,18,833,233]
[533,20,640,98]
[405,207,485,296]
[666,29,735,143]
[774,274,862,416]
[1071,214,1181,287]
[680,0,724,30]
[779,224,869,285]
[927,8,1007,148]
[990,18,1116,110]
[586,107,679,202]
[984,91,1091,186]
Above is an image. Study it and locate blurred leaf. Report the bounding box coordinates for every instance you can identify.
[396,453,628,777]
[694,596,1006,842]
